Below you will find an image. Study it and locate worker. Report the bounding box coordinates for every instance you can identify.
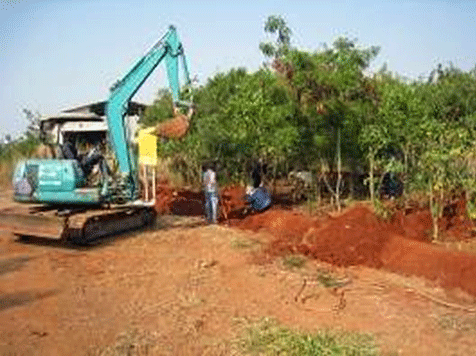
[202,161,218,224]
[80,142,105,177]
[61,137,78,160]
[251,158,267,188]
[245,185,272,213]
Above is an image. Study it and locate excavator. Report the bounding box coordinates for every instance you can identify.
[0,26,193,244]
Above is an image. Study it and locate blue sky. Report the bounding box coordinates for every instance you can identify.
[1,0,475,137]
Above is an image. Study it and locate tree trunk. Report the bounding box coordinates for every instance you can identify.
[429,181,439,241]
[336,127,342,212]
[369,147,375,203]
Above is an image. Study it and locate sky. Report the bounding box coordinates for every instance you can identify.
[1,0,475,138]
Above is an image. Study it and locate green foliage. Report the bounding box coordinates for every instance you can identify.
[282,254,306,269]
[372,199,394,221]
[0,133,40,188]
[259,15,292,58]
[141,13,476,212]
[140,89,174,127]
[237,318,378,356]
[144,67,299,185]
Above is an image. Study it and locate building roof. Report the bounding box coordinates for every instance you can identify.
[61,101,147,116]
[39,112,102,123]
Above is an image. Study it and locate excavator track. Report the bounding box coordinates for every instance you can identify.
[67,206,155,244]
[0,204,155,245]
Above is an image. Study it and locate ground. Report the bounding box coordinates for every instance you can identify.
[1,191,476,355]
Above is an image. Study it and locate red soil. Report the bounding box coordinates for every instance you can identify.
[155,115,190,139]
[233,203,476,297]
[171,190,204,216]
[154,182,476,296]
[154,181,175,214]
[221,185,247,219]
[155,184,248,219]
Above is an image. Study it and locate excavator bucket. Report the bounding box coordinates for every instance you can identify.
[155,106,194,139]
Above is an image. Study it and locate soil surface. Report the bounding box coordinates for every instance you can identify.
[2,190,476,355]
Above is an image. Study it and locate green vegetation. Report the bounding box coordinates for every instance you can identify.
[316,269,350,289]
[0,133,40,187]
[6,14,476,236]
[236,318,379,356]
[282,254,307,269]
[231,236,260,249]
[141,14,476,238]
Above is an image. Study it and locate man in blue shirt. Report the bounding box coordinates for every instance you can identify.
[245,186,272,212]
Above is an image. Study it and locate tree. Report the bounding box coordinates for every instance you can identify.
[22,108,41,138]
[273,34,380,209]
[259,15,292,59]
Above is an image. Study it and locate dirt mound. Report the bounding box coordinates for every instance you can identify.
[155,182,175,214]
[382,236,476,296]
[221,186,247,219]
[234,209,317,239]
[234,204,476,296]
[171,190,204,216]
[155,184,246,219]
[390,198,473,241]
[391,209,433,241]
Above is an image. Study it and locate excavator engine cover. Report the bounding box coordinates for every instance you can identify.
[13,159,100,204]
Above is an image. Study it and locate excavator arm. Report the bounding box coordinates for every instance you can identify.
[106,26,191,199]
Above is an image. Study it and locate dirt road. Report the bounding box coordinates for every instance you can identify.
[2,210,476,355]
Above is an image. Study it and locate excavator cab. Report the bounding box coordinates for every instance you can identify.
[13,112,113,205]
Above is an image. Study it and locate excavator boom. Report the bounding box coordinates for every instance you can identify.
[107,25,192,201]
[107,25,191,178]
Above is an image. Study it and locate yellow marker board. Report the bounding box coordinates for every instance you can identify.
[138,128,157,166]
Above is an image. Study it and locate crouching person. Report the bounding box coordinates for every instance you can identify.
[245,185,272,213]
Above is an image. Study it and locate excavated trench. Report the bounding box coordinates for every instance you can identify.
[156,184,476,297]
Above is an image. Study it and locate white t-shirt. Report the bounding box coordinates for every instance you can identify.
[203,169,217,193]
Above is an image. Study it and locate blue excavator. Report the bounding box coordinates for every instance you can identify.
[0,26,193,244]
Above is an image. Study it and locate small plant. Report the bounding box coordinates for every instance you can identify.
[316,269,347,288]
[231,237,259,249]
[467,198,476,220]
[282,254,306,269]
[236,318,379,356]
[372,198,394,221]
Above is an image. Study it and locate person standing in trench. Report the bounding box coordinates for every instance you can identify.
[203,161,218,224]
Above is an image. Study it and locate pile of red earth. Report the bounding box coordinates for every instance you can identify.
[221,185,247,219]
[155,184,204,216]
[154,181,175,214]
[232,203,476,297]
[154,184,247,219]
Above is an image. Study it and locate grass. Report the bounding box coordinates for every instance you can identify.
[231,237,260,249]
[236,318,379,356]
[316,269,347,289]
[282,254,307,269]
